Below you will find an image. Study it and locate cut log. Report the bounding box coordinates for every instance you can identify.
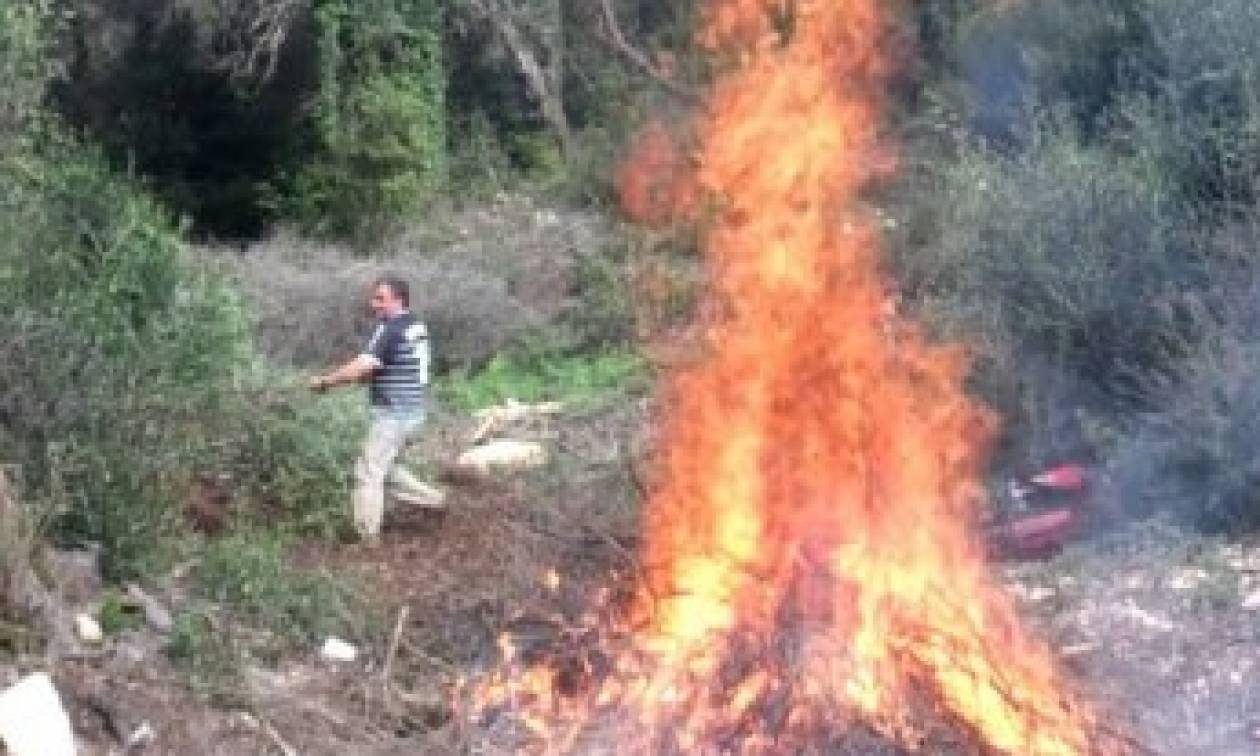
[452,440,548,480]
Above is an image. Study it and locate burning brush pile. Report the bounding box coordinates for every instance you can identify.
[465,2,1133,753]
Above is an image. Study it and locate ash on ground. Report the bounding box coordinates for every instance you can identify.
[1004,517,1260,755]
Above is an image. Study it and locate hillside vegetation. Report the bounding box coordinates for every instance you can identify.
[5,1,1260,747]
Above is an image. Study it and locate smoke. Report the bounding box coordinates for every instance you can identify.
[959,27,1032,147]
[1102,264,1260,532]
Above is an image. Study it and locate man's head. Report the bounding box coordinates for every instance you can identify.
[369,276,409,319]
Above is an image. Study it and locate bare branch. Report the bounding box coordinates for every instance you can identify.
[596,0,696,102]
[462,0,574,157]
[210,0,305,87]
[155,0,304,87]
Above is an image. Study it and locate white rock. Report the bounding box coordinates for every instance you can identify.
[320,637,358,663]
[1167,567,1209,593]
[1242,589,1260,610]
[125,721,156,749]
[0,673,76,756]
[455,440,547,476]
[75,613,103,644]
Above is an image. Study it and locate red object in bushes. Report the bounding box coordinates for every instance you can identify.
[1029,463,1087,491]
[989,507,1081,560]
[987,462,1092,560]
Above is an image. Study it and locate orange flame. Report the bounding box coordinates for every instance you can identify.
[474,2,1116,753]
[617,121,699,228]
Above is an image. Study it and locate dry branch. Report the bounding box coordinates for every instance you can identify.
[596,0,696,102]
[0,466,46,630]
[462,0,574,156]
[381,604,411,716]
[258,716,297,756]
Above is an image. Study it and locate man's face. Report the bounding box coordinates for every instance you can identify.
[369,284,403,320]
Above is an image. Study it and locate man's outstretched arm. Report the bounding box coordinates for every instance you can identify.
[310,354,378,392]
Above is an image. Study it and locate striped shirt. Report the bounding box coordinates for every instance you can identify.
[362,311,429,409]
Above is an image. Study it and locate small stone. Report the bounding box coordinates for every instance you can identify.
[1241,589,1260,610]
[1167,567,1209,592]
[126,583,174,633]
[320,637,358,663]
[75,613,103,644]
[126,721,156,749]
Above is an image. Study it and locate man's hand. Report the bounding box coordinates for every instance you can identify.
[309,356,378,395]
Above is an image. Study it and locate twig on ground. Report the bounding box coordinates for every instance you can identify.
[257,715,297,756]
[398,635,457,674]
[625,457,649,501]
[382,604,411,711]
[596,0,696,101]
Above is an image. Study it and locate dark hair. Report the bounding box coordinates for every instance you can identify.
[373,275,409,307]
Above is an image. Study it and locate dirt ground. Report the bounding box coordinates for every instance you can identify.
[8,401,1260,754]
[1003,520,1260,755]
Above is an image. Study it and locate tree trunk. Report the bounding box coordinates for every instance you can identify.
[465,0,575,161]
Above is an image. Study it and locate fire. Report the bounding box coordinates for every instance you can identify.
[473,1,1117,753]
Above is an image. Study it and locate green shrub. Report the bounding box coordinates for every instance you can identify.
[0,136,256,578]
[169,529,370,702]
[207,377,364,538]
[1120,0,1260,210]
[890,119,1206,460]
[561,241,641,351]
[290,0,447,242]
[166,609,244,705]
[447,109,520,199]
[2,95,365,572]
[0,0,60,149]
[97,589,145,635]
[1111,270,1260,530]
[437,347,649,412]
[193,531,369,646]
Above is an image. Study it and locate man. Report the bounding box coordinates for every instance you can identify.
[310,276,444,544]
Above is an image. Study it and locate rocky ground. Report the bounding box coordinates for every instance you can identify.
[0,398,652,755]
[10,424,1260,755]
[1005,520,1260,755]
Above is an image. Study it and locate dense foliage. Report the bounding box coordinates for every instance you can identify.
[289,0,447,240]
[9,0,1260,582]
[0,3,359,577]
[890,0,1260,527]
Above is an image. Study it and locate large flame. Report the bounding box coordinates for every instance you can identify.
[474,2,1111,753]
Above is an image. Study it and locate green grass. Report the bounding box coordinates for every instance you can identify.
[165,526,375,700]
[96,589,145,635]
[191,531,368,647]
[166,608,245,705]
[436,348,650,412]
[168,529,376,702]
